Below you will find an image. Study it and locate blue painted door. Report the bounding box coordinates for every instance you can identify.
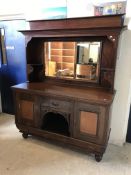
[0,20,27,114]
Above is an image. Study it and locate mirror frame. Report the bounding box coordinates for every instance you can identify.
[44,39,103,83]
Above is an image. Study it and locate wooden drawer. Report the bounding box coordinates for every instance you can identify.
[41,98,72,112]
[50,99,70,109]
[41,98,50,107]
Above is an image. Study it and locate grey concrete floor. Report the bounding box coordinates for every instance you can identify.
[0,113,131,175]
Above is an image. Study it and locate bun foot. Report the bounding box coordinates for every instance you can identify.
[22,132,28,139]
[95,154,103,162]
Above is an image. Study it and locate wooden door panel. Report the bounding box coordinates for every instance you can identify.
[74,102,108,144]
[15,92,37,127]
[21,100,34,120]
[80,111,98,135]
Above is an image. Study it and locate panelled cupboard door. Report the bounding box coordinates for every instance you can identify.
[20,100,34,120]
[74,102,108,144]
[16,93,36,127]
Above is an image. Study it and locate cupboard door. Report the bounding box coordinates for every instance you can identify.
[20,100,34,120]
[74,102,108,144]
[80,111,98,135]
[16,93,36,127]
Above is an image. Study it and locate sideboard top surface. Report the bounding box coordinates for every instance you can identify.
[12,82,114,105]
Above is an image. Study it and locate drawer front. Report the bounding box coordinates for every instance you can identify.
[50,99,71,110]
[41,98,50,107]
[41,97,72,112]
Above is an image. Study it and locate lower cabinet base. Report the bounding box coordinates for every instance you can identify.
[12,83,113,162]
[18,124,106,162]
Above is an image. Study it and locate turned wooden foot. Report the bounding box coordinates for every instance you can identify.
[22,132,28,139]
[95,154,103,162]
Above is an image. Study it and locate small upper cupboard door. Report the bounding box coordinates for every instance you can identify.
[74,102,108,144]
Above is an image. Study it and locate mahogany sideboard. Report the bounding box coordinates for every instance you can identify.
[12,14,125,161]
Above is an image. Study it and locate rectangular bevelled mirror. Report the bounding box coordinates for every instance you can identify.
[44,41,102,82]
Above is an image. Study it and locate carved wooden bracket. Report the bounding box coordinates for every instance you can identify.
[25,36,32,47]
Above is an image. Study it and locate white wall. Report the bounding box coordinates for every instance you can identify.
[109,29,131,145]
[108,0,131,146]
[0,0,23,13]
[67,0,94,18]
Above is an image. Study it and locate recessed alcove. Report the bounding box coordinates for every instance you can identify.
[41,112,70,136]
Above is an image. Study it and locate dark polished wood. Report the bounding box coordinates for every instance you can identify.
[20,15,125,90]
[12,15,124,161]
[12,82,113,160]
[27,14,124,31]
[12,82,114,105]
